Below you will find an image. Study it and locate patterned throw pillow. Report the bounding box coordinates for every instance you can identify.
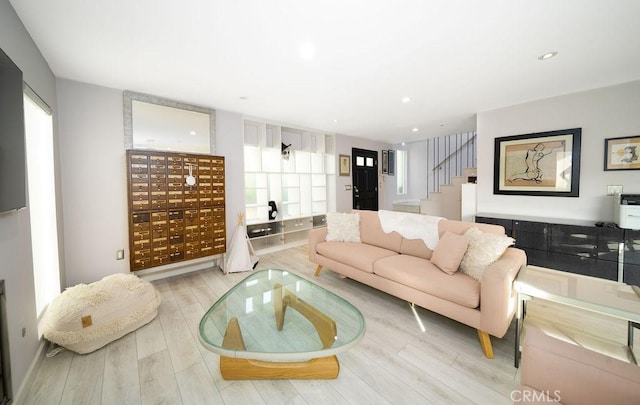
[325,212,361,242]
[460,227,514,281]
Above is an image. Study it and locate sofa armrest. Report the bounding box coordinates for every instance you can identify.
[479,247,526,337]
[308,227,328,263]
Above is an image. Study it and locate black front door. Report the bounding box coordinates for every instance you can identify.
[352,148,378,211]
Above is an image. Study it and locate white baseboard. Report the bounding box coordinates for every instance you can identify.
[253,240,307,256]
[136,255,224,281]
[13,339,47,405]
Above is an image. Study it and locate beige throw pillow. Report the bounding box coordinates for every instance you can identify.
[325,212,361,242]
[431,232,469,275]
[460,227,514,281]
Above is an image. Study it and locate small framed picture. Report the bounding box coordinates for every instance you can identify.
[339,154,351,176]
[381,150,389,174]
[604,136,640,170]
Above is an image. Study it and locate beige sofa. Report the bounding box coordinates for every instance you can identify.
[308,210,526,358]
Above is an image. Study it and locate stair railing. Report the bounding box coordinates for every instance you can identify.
[426,132,476,196]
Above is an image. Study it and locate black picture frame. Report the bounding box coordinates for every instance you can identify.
[388,150,395,176]
[493,128,581,197]
[604,136,640,171]
[381,150,388,174]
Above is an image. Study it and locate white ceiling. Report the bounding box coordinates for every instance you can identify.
[10,0,640,144]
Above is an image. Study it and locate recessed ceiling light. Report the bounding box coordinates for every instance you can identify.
[189,131,196,136]
[298,42,316,60]
[412,128,419,132]
[333,119,339,123]
[538,51,558,60]
[402,96,411,103]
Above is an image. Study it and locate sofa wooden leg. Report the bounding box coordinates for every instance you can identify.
[477,330,494,359]
[313,265,323,277]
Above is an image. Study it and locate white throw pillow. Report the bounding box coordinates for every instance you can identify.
[460,227,514,282]
[325,212,361,242]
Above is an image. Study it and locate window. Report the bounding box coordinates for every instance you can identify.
[24,91,60,322]
[396,150,407,195]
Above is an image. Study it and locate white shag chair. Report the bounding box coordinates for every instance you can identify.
[42,273,161,354]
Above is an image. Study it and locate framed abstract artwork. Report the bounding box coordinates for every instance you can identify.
[494,128,582,197]
[339,154,351,176]
[604,136,640,170]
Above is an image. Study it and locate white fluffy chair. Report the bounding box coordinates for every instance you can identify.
[43,273,161,354]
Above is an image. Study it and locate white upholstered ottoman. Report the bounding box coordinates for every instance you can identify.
[43,273,161,354]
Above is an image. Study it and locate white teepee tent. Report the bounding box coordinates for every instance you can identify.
[223,213,258,274]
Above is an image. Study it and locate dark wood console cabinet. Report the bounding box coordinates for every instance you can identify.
[127,150,226,271]
[476,214,639,285]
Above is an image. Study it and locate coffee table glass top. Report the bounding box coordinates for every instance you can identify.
[199,269,366,361]
[515,265,640,322]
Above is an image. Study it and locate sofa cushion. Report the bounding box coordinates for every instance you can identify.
[326,212,361,242]
[316,241,398,273]
[431,231,469,275]
[460,227,514,281]
[373,255,480,308]
[356,210,403,252]
[399,238,433,260]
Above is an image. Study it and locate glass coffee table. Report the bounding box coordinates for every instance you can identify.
[514,265,640,367]
[199,269,365,379]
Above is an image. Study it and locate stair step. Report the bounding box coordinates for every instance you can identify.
[426,167,475,220]
[463,167,477,177]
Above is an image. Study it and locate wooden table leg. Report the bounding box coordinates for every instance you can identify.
[220,355,339,380]
[220,314,339,379]
[273,283,337,349]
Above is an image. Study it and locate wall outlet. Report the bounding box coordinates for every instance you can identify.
[607,185,623,196]
[116,249,125,260]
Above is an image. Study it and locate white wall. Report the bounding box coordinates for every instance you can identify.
[477,80,640,222]
[56,79,129,285]
[214,110,244,238]
[389,140,428,202]
[56,79,249,285]
[335,134,392,212]
[58,79,394,286]
[0,0,60,398]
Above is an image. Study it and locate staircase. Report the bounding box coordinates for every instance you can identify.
[418,131,477,220]
[420,167,477,220]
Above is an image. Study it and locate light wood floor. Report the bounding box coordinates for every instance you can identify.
[22,245,638,405]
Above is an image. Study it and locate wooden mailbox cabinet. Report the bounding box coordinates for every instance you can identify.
[127,150,226,271]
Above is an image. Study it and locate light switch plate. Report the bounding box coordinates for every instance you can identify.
[116,249,125,260]
[607,185,623,196]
